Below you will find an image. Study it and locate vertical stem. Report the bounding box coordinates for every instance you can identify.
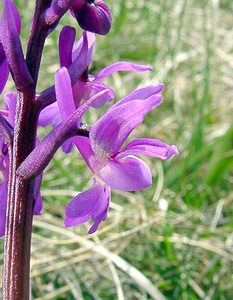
[2,1,73,298]
[1,2,50,298]
[26,28,48,82]
[2,88,39,300]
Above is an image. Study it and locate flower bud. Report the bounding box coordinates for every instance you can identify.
[71,0,111,35]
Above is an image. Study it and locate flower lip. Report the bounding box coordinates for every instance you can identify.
[64,177,110,233]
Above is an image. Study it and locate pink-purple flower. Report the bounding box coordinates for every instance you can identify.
[49,67,178,233]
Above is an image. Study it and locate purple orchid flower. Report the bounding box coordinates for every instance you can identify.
[0,0,21,94]
[48,67,178,233]
[70,0,111,35]
[0,93,43,236]
[39,27,152,153]
[59,26,152,109]
[66,98,178,233]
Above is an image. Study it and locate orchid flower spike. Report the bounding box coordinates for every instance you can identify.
[70,0,112,35]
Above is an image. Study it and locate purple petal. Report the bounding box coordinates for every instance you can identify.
[0,181,7,236]
[110,84,164,110]
[0,109,9,117]
[4,92,16,126]
[88,83,115,108]
[65,179,110,233]
[74,136,96,172]
[116,138,179,160]
[0,0,21,36]
[72,79,86,108]
[72,31,95,67]
[59,26,76,68]
[94,62,152,83]
[33,174,43,215]
[99,156,152,191]
[38,102,61,127]
[90,96,163,158]
[0,0,31,90]
[68,32,89,85]
[55,67,76,120]
[9,0,21,33]
[62,138,74,154]
[0,59,9,94]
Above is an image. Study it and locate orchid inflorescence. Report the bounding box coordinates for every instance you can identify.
[0,0,179,236]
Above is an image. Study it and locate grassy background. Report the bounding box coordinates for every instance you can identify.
[0,0,233,299]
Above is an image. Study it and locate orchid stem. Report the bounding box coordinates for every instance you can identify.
[2,88,38,300]
[2,1,76,298]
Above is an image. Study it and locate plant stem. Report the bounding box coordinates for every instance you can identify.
[2,1,73,298]
[26,0,51,82]
[2,88,40,300]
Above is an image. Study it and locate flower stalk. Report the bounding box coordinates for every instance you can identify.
[2,88,37,300]
[0,1,74,299]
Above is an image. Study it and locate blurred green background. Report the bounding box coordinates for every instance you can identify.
[0,0,233,299]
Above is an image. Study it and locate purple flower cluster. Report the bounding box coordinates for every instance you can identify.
[0,0,179,236]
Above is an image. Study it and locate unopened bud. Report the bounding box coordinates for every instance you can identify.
[71,0,111,35]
